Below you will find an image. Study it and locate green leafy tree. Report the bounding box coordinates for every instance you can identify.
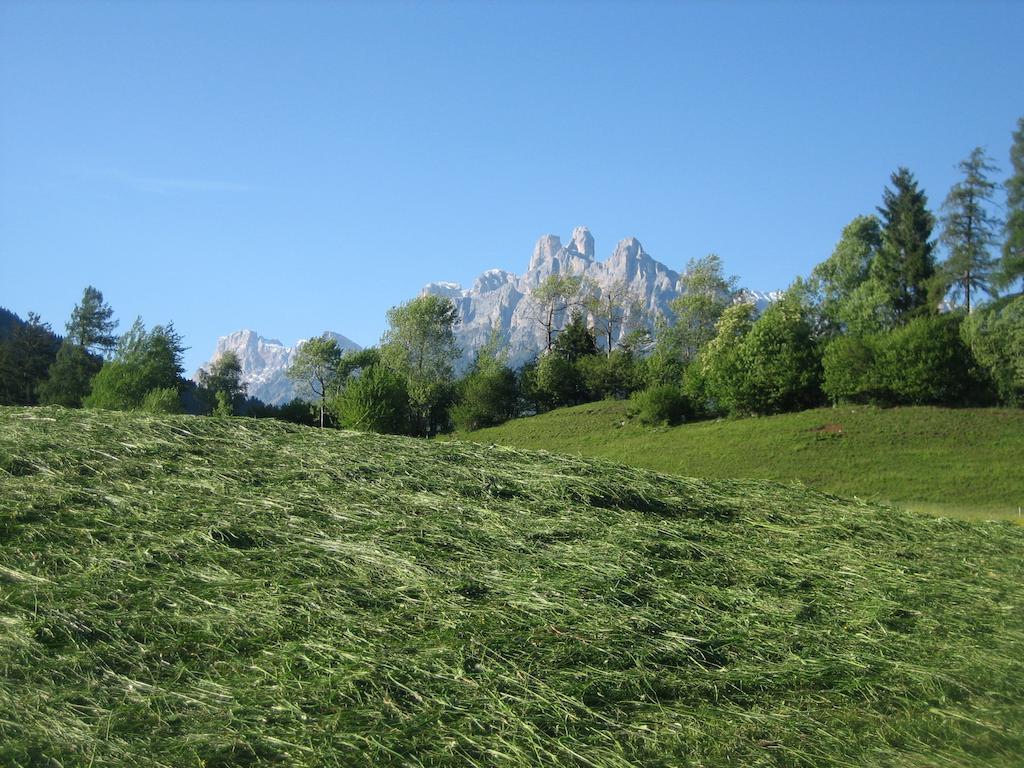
[196,350,247,416]
[142,387,184,414]
[577,348,642,400]
[939,148,1003,312]
[1001,117,1024,292]
[837,278,900,337]
[332,364,410,434]
[694,302,757,414]
[875,314,986,405]
[450,334,519,431]
[337,348,381,383]
[286,336,342,428]
[822,335,882,404]
[530,353,586,411]
[380,295,460,436]
[809,215,883,331]
[667,254,739,363]
[66,286,118,356]
[960,294,1024,406]
[528,274,583,351]
[696,292,821,415]
[84,319,186,411]
[628,384,692,426]
[871,169,936,319]
[733,290,822,414]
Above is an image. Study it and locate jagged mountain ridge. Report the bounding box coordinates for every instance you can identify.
[199,227,778,404]
[423,226,779,368]
[197,330,360,405]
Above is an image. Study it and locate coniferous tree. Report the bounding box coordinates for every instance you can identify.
[38,342,102,407]
[1001,117,1024,292]
[66,286,118,356]
[872,168,936,320]
[939,148,1002,312]
[551,311,598,363]
[0,312,59,405]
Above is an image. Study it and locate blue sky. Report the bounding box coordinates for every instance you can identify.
[2,0,1021,373]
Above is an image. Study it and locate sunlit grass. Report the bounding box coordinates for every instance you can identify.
[458,402,1024,522]
[2,406,1023,766]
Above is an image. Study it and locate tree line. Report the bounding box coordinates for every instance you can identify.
[2,117,1022,429]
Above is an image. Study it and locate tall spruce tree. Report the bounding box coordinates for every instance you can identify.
[939,148,1002,312]
[1001,117,1024,292]
[871,168,936,320]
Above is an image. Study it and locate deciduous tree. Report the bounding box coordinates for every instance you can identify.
[528,274,583,352]
[380,294,460,436]
[85,319,186,411]
[668,254,739,363]
[197,350,247,416]
[287,336,342,428]
[584,280,643,356]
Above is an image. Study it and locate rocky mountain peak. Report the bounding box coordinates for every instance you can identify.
[570,226,595,260]
[528,234,563,271]
[422,227,778,370]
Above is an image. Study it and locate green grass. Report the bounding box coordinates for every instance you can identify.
[2,406,1024,766]
[458,402,1024,521]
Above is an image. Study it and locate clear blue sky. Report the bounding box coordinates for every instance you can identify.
[2,0,1021,373]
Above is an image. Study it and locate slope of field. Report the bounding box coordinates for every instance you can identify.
[460,402,1024,521]
[2,407,1023,767]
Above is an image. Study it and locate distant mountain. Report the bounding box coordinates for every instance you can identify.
[197,330,360,406]
[422,226,780,368]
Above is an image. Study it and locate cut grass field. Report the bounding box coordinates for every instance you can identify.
[457,402,1024,522]
[2,406,1024,766]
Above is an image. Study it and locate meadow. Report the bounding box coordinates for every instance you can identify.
[458,402,1024,522]
[2,406,1023,766]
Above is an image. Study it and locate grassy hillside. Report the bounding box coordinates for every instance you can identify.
[2,407,1023,766]
[459,402,1024,521]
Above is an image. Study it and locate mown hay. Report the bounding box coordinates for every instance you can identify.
[1,406,1022,767]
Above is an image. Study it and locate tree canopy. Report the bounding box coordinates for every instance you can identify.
[287,336,342,428]
[380,295,460,436]
[84,319,186,411]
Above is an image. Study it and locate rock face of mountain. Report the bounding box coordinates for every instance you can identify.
[423,226,779,368]
[197,330,360,405]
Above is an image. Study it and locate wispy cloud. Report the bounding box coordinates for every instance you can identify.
[91,168,259,195]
